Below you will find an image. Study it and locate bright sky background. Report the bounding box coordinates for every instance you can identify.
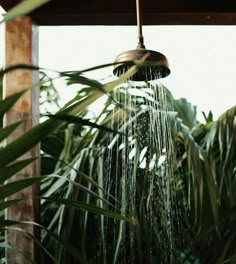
[39,25,236,120]
[0,4,236,121]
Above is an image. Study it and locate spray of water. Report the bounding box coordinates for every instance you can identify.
[98,72,188,264]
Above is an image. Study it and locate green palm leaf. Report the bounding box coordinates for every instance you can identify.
[1,0,50,23]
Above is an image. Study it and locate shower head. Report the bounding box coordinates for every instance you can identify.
[113,0,170,81]
[113,48,170,81]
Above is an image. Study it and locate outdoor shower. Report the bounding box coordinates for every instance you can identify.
[113,0,170,81]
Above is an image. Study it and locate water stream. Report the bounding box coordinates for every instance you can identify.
[101,76,187,264]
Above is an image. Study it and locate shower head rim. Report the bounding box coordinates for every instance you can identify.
[113,48,170,81]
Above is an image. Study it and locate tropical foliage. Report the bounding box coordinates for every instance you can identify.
[39,73,236,264]
[0,65,236,264]
[40,80,186,264]
[0,63,139,263]
[0,1,236,263]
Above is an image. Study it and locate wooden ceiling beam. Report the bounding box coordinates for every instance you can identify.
[33,12,236,26]
[1,0,236,25]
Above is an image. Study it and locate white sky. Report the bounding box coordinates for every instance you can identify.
[39,26,236,120]
[0,10,236,120]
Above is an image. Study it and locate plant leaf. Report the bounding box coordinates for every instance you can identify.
[0,121,22,143]
[0,158,36,184]
[1,0,50,23]
[0,119,57,168]
[0,177,44,199]
[0,199,22,211]
[0,90,27,118]
[1,220,89,264]
[41,197,133,223]
[44,114,120,134]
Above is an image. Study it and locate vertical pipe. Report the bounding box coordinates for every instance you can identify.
[136,0,145,48]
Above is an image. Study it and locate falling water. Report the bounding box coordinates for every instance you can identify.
[99,70,188,264]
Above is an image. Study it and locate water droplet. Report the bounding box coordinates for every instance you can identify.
[158,155,166,167]
[129,147,136,160]
[149,154,157,171]
[139,146,147,162]
[139,157,147,169]
[119,143,125,150]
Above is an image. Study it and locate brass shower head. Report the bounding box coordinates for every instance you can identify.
[113,48,170,81]
[113,0,170,81]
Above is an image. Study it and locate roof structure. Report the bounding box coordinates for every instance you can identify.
[1,0,236,25]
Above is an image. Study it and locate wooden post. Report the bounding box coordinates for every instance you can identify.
[4,16,40,263]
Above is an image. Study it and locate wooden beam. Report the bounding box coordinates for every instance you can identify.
[33,12,236,26]
[2,0,236,25]
[4,16,40,263]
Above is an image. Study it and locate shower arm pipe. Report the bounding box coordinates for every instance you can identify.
[136,0,145,48]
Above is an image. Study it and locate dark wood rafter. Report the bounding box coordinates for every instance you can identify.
[4,16,40,263]
[1,0,236,25]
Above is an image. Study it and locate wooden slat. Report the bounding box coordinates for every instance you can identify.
[1,0,236,25]
[32,12,236,26]
[4,16,40,264]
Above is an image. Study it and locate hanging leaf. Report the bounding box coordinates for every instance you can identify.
[1,220,90,263]
[0,90,27,118]
[44,114,121,134]
[1,0,50,23]
[0,119,56,168]
[0,121,22,143]
[0,65,40,78]
[41,197,133,223]
[0,158,36,184]
[0,177,45,199]
[0,199,22,211]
